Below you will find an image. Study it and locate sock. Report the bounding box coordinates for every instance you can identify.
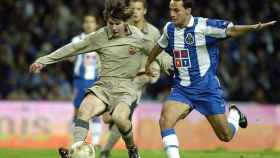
[103,124,122,152]
[119,124,135,149]
[161,128,180,158]
[73,119,89,143]
[227,109,240,136]
[90,117,102,145]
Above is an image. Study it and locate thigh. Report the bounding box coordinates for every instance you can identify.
[112,102,131,120]
[78,93,107,121]
[162,101,192,120]
[160,100,192,129]
[206,114,231,137]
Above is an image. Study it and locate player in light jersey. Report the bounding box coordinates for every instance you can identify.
[29,0,156,158]
[71,12,102,149]
[100,1,173,158]
[145,0,276,158]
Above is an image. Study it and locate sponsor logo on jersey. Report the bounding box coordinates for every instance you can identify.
[173,49,191,68]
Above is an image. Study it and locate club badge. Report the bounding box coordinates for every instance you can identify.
[185,33,194,45]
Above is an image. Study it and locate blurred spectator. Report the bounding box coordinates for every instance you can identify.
[0,0,279,103]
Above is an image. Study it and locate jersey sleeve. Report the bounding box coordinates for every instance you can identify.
[204,18,234,39]
[35,32,99,65]
[157,22,171,49]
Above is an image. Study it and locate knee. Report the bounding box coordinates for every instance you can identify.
[159,114,173,129]
[112,113,128,125]
[76,110,90,121]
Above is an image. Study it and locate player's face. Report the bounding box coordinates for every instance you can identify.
[130,1,147,23]
[83,16,98,34]
[107,17,126,38]
[169,0,190,27]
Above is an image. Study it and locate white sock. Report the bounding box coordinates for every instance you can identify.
[161,129,180,158]
[227,109,240,136]
[90,118,102,145]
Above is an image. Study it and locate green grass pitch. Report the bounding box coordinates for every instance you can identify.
[0,148,279,158]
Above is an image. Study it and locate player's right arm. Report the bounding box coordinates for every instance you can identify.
[226,21,276,37]
[29,32,97,73]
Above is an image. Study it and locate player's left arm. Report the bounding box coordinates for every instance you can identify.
[226,21,277,37]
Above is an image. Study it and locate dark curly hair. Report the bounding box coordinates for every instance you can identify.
[103,0,133,21]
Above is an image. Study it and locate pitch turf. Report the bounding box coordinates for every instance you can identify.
[0,148,279,158]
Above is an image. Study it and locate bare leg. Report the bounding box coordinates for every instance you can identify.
[73,93,106,144]
[160,101,192,158]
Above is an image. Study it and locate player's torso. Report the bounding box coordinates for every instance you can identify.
[166,18,219,90]
[96,29,147,79]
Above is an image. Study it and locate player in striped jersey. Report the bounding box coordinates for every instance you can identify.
[145,0,276,158]
[71,12,102,149]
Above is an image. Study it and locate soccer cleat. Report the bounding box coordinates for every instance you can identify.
[100,150,110,158]
[229,105,248,128]
[128,147,141,158]
[58,147,70,158]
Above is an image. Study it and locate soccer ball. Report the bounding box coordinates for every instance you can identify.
[69,142,95,158]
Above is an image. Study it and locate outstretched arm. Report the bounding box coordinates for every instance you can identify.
[226,21,277,37]
[29,33,96,73]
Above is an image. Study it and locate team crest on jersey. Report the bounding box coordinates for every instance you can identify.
[185,33,194,45]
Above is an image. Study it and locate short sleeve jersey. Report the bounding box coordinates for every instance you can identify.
[158,16,233,92]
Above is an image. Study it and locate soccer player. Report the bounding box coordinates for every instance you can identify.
[100,1,173,158]
[29,0,155,158]
[145,0,276,158]
[71,12,102,148]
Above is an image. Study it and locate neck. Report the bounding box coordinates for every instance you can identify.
[177,15,191,28]
[118,24,130,37]
[133,18,145,31]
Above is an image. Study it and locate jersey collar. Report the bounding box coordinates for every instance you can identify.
[106,24,132,40]
[187,16,194,27]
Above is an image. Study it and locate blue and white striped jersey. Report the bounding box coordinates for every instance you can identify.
[158,16,233,92]
[72,33,99,80]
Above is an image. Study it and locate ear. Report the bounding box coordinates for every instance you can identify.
[144,8,147,15]
[186,8,191,14]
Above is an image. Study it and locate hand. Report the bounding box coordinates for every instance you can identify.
[255,21,277,30]
[102,111,113,124]
[29,63,44,73]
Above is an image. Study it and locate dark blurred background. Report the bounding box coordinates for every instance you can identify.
[0,0,279,103]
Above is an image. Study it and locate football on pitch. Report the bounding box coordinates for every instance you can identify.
[69,142,95,158]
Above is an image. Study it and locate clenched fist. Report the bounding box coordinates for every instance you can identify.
[29,63,44,73]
